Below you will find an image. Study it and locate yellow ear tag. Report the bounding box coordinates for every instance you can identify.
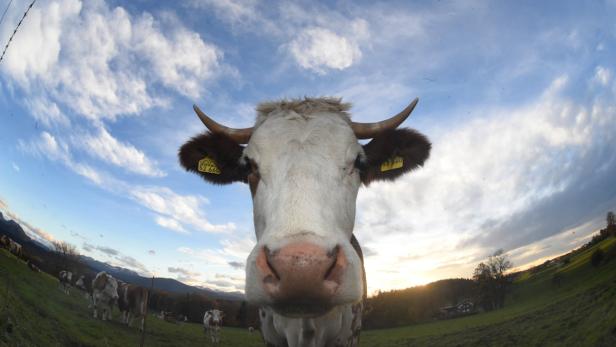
[198,156,221,175]
[380,156,404,172]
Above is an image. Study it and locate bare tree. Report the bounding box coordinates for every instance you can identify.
[52,241,79,259]
[473,249,513,311]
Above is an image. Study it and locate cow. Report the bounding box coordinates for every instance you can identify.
[8,239,22,258]
[117,283,149,330]
[203,309,223,345]
[75,274,94,307]
[179,97,431,346]
[0,235,9,249]
[92,271,119,321]
[58,270,72,295]
[248,326,255,333]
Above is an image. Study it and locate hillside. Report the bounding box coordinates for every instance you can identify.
[360,237,616,346]
[0,248,261,347]
[2,236,615,346]
[0,212,242,300]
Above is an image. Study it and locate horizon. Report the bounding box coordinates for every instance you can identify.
[1,0,616,296]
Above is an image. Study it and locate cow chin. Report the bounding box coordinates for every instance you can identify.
[245,240,363,318]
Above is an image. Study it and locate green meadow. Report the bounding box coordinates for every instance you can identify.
[1,237,615,346]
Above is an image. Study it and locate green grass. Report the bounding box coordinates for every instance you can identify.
[2,239,616,346]
[0,249,262,347]
[360,238,616,347]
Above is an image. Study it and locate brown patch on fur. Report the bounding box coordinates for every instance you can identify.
[361,128,431,185]
[178,132,249,185]
[93,272,108,290]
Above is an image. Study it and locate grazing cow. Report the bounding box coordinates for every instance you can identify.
[76,274,94,307]
[117,283,149,330]
[8,239,22,258]
[92,271,119,321]
[203,309,223,345]
[179,97,431,346]
[0,235,9,248]
[58,270,72,295]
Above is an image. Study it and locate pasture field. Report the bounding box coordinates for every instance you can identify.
[1,238,615,346]
[360,237,616,346]
[0,249,262,347]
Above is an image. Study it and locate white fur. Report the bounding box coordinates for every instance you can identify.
[58,270,72,295]
[203,309,223,344]
[92,272,119,321]
[242,100,366,346]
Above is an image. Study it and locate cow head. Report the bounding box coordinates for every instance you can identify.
[93,272,119,301]
[179,97,430,317]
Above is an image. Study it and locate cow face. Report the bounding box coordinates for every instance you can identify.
[179,98,430,318]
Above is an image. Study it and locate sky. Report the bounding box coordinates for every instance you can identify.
[1,0,616,295]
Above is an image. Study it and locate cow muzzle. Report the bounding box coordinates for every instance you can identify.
[255,242,347,317]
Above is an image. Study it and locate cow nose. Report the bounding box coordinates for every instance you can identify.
[256,243,347,312]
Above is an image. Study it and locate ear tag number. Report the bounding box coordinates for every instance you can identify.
[198,156,221,175]
[380,156,404,172]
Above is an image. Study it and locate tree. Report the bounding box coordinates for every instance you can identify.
[473,249,513,311]
[607,212,616,234]
[236,301,248,327]
[52,240,79,259]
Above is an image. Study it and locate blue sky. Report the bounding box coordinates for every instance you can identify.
[1,0,615,294]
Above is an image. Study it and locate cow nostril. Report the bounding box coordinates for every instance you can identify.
[323,246,339,280]
[264,246,281,280]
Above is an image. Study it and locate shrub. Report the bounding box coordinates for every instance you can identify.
[591,248,605,267]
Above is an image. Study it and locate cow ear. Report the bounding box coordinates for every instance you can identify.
[360,128,431,185]
[179,132,249,185]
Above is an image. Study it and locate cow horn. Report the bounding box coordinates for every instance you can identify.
[351,98,419,139]
[193,104,253,144]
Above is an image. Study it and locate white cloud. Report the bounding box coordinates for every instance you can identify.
[130,186,235,234]
[18,131,118,188]
[355,74,616,293]
[288,27,363,73]
[593,66,612,86]
[0,0,223,121]
[11,162,20,172]
[76,126,165,177]
[26,98,71,128]
[155,216,187,234]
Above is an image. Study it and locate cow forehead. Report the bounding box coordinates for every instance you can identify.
[245,110,359,165]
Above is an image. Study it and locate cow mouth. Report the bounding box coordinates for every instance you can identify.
[270,300,335,318]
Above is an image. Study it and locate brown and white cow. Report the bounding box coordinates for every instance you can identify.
[59,270,73,295]
[92,271,119,321]
[179,97,430,347]
[76,274,94,306]
[117,283,149,330]
[6,238,22,258]
[0,235,9,249]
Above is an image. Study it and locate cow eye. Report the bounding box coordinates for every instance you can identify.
[244,157,260,176]
[354,154,367,172]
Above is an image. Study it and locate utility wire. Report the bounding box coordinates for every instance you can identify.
[0,0,14,27]
[0,0,36,64]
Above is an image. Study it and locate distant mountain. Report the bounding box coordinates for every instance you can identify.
[80,254,244,300]
[0,212,244,301]
[0,211,30,242]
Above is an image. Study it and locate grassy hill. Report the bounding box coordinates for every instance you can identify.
[360,237,616,346]
[0,248,262,347]
[1,238,615,346]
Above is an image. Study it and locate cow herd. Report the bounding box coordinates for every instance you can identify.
[0,235,22,259]
[1,238,228,343]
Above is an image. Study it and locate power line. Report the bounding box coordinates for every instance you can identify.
[0,0,14,27]
[0,0,36,64]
